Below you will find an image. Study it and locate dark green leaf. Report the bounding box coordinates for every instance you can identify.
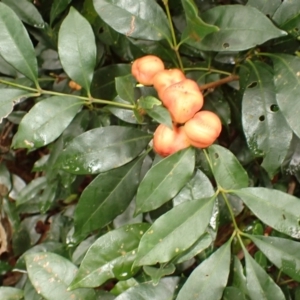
[272,54,300,138]
[55,126,151,174]
[0,3,38,84]
[0,287,23,299]
[115,75,136,105]
[91,64,131,100]
[93,0,171,41]
[247,0,281,16]
[0,163,11,195]
[134,196,215,266]
[145,105,172,129]
[58,7,97,93]
[12,96,83,149]
[50,0,72,25]
[114,277,179,300]
[173,169,214,206]
[176,240,231,300]
[244,250,285,300]
[70,223,150,289]
[180,0,219,47]
[2,0,44,27]
[207,145,249,190]
[135,147,195,215]
[198,5,286,51]
[107,96,138,124]
[233,187,300,238]
[242,61,292,178]
[25,252,96,300]
[250,235,300,281]
[138,96,161,110]
[73,156,145,238]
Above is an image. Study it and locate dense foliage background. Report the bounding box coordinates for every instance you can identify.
[1,0,300,299]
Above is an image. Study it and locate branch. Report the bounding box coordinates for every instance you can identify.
[199,75,239,91]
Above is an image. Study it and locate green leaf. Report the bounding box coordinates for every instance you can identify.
[114,277,179,300]
[50,0,72,25]
[246,0,281,16]
[242,61,293,178]
[143,264,176,285]
[12,96,83,149]
[0,89,33,123]
[244,250,285,300]
[91,64,131,100]
[58,7,97,93]
[2,0,44,27]
[138,96,161,110]
[207,145,249,190]
[232,256,248,297]
[176,240,231,300]
[233,187,300,238]
[70,223,150,289]
[197,5,286,51]
[25,252,96,300]
[115,75,136,105]
[0,287,23,300]
[93,0,171,41]
[249,235,300,282]
[180,0,219,47]
[0,3,38,84]
[134,196,215,266]
[73,156,145,238]
[173,169,215,206]
[223,287,247,300]
[55,126,151,174]
[273,0,300,38]
[135,147,195,215]
[272,54,300,138]
[145,105,173,130]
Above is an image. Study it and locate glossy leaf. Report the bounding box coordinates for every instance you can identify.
[115,75,136,105]
[115,277,179,300]
[272,54,300,138]
[181,0,219,47]
[207,145,249,190]
[0,89,33,123]
[134,196,215,266]
[12,96,83,149]
[2,0,44,27]
[56,126,151,174]
[242,61,292,178]
[93,0,171,41]
[173,169,215,206]
[143,264,176,285]
[25,252,95,300]
[135,147,195,215]
[0,3,38,84]
[145,105,173,130]
[233,187,300,238]
[244,250,285,300]
[250,235,300,282]
[50,0,72,25]
[73,155,145,238]
[58,7,96,93]
[246,0,281,16]
[70,223,150,289]
[176,240,231,300]
[0,287,23,299]
[198,5,286,51]
[91,64,131,100]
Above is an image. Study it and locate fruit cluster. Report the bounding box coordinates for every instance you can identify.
[131,55,222,157]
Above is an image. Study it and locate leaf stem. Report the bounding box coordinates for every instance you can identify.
[221,191,240,232]
[184,67,233,76]
[162,0,184,70]
[199,75,239,90]
[0,79,38,92]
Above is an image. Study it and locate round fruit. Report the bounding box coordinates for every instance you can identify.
[153,124,190,157]
[184,110,222,148]
[69,80,82,91]
[153,69,186,99]
[131,55,164,86]
[160,79,203,124]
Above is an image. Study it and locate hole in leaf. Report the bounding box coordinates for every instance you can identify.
[99,27,104,34]
[222,42,230,49]
[214,153,219,159]
[282,214,286,220]
[270,104,279,112]
[295,28,299,32]
[247,81,257,88]
[259,115,265,121]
